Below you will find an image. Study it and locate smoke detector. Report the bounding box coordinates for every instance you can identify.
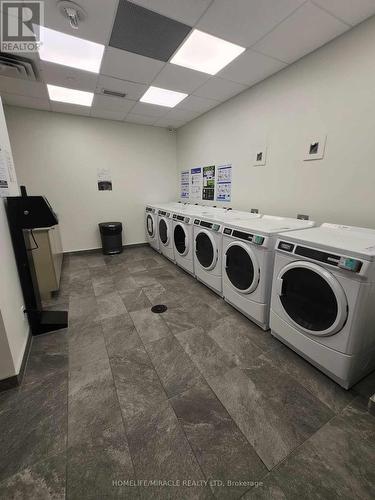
[58,1,87,30]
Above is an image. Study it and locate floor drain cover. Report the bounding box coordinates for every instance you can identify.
[151,304,168,314]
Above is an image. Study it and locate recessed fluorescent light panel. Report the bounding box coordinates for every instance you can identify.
[47,84,94,106]
[171,29,245,75]
[39,26,104,73]
[140,86,187,107]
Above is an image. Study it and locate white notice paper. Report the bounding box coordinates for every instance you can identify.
[181,170,189,199]
[0,148,9,197]
[190,167,202,202]
[217,164,232,202]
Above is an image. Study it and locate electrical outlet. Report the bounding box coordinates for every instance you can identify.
[251,208,259,213]
[297,214,309,220]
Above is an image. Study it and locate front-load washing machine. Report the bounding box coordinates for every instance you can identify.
[157,208,175,261]
[222,215,316,330]
[193,211,261,295]
[145,205,159,251]
[270,223,375,389]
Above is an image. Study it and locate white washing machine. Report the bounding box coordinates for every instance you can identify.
[222,216,316,330]
[145,205,159,251]
[193,211,261,295]
[270,223,375,389]
[157,208,175,261]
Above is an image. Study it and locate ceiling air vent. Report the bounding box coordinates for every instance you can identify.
[0,52,39,81]
[102,88,127,98]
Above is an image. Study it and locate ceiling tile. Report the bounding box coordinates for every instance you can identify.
[50,102,91,116]
[91,109,128,121]
[131,101,169,117]
[92,94,135,113]
[43,0,118,45]
[154,116,186,128]
[312,0,375,26]
[178,95,219,113]
[163,108,199,122]
[152,63,210,93]
[0,76,48,98]
[96,75,147,100]
[101,47,165,84]
[197,0,305,47]
[193,77,246,101]
[1,93,50,111]
[253,2,349,64]
[128,0,212,25]
[125,113,158,125]
[218,49,287,85]
[110,0,191,62]
[40,61,98,92]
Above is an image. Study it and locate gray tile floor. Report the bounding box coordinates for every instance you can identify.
[0,245,374,499]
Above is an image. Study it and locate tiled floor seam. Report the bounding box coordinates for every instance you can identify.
[128,308,216,499]
[96,308,141,499]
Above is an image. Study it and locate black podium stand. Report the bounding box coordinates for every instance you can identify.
[6,186,68,335]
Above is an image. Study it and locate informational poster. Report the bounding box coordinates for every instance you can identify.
[0,147,12,197]
[180,170,189,199]
[217,164,232,202]
[202,165,215,201]
[190,167,202,202]
[97,168,112,191]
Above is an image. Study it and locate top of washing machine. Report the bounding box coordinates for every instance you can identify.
[275,222,375,262]
[223,214,316,234]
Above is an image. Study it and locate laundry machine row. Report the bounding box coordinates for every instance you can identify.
[145,203,375,389]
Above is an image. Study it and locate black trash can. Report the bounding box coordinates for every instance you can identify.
[99,222,123,255]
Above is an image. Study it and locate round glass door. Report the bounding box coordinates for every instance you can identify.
[174,224,187,255]
[225,243,259,294]
[159,218,169,245]
[146,214,154,237]
[195,231,216,270]
[278,262,347,336]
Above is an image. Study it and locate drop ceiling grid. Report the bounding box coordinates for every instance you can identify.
[0,0,375,127]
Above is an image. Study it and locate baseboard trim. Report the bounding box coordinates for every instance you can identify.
[0,330,32,393]
[65,242,148,256]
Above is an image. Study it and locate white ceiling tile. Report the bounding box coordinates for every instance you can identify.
[1,93,51,111]
[40,61,98,91]
[50,102,91,116]
[92,94,135,113]
[101,47,165,84]
[178,95,219,113]
[253,2,349,64]
[90,109,127,121]
[96,75,147,100]
[197,0,306,47]
[131,101,169,117]
[218,49,287,85]
[312,0,375,26]
[43,0,118,45]
[154,117,186,128]
[0,76,48,98]
[125,113,158,125]
[163,108,199,122]
[152,64,210,94]
[193,77,246,101]
[128,0,212,26]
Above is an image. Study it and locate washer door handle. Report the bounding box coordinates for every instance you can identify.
[276,276,284,296]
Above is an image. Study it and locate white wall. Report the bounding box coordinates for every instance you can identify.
[0,98,29,380]
[177,16,375,229]
[5,107,177,252]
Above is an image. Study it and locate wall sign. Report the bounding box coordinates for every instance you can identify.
[0,147,14,197]
[180,170,189,199]
[217,164,232,202]
[190,167,202,202]
[97,168,112,191]
[202,165,215,200]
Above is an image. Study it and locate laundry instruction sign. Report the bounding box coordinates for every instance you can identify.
[202,165,215,201]
[217,164,232,202]
[180,170,189,199]
[190,167,202,202]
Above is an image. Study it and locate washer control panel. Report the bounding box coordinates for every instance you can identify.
[194,219,221,231]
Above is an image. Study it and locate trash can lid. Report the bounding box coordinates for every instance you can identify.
[99,222,122,228]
